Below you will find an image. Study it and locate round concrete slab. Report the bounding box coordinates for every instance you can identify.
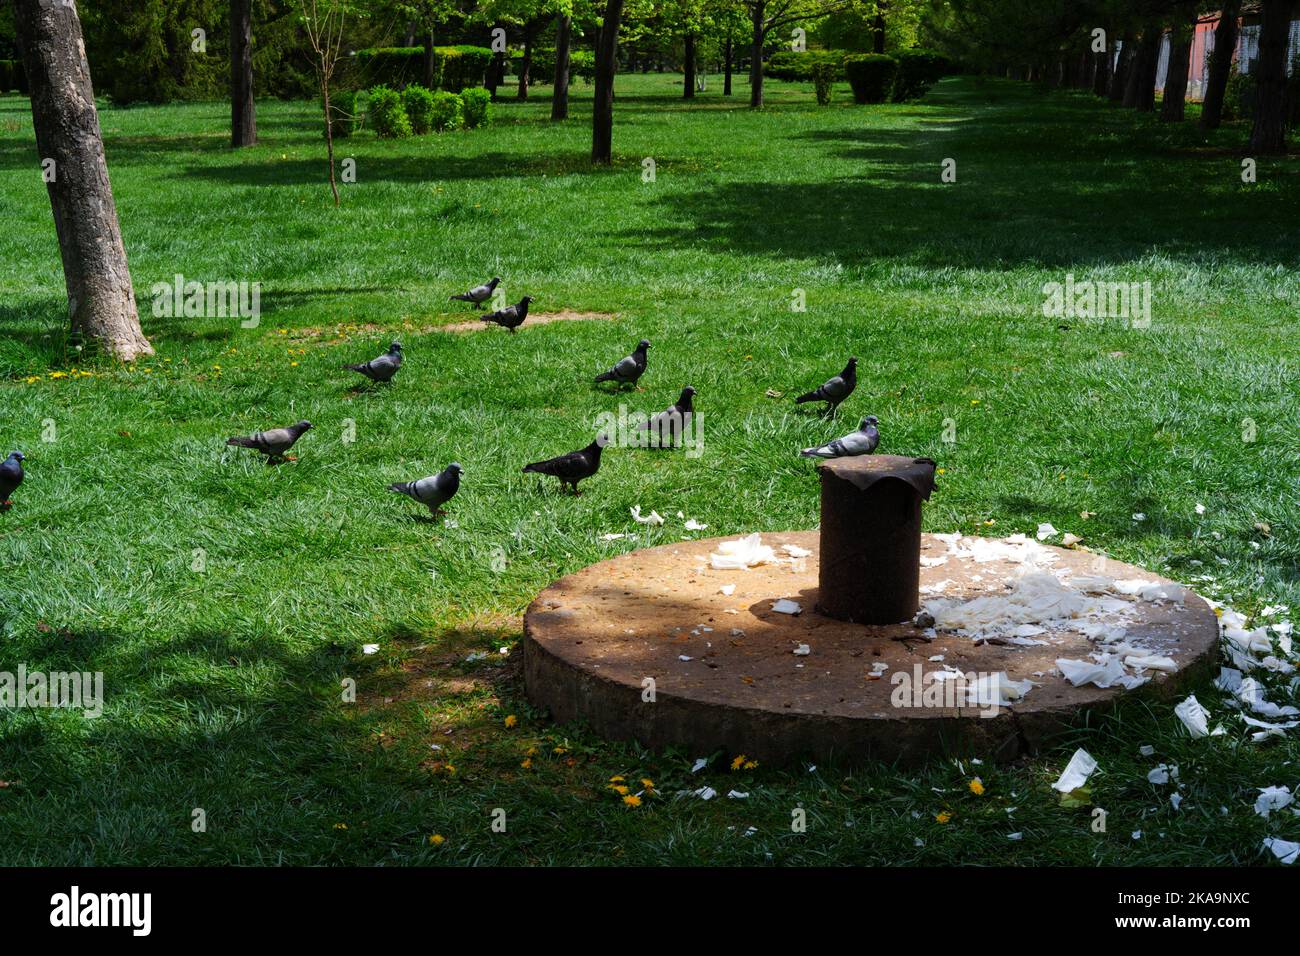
[522,532,1220,765]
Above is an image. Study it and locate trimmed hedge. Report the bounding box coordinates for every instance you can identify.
[328,89,366,138]
[0,59,28,94]
[354,45,492,93]
[429,91,463,131]
[767,50,845,82]
[811,62,836,106]
[367,85,411,138]
[460,87,492,128]
[402,84,436,134]
[893,48,948,101]
[508,48,597,85]
[845,53,898,104]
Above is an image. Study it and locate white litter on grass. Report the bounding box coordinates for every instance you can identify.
[1061,533,1082,547]
[600,532,627,541]
[690,786,717,801]
[1254,786,1294,817]
[1147,764,1178,785]
[1036,523,1058,541]
[1195,503,1207,515]
[1175,694,1224,738]
[793,644,811,656]
[1056,656,1147,690]
[921,556,949,567]
[684,518,709,531]
[1008,832,1023,841]
[1132,513,1146,522]
[362,644,380,655]
[1139,744,1155,757]
[691,758,708,773]
[773,599,802,615]
[1052,748,1098,793]
[1263,837,1300,865]
[727,790,749,799]
[1170,792,1184,811]
[710,532,778,570]
[631,505,664,525]
[782,543,813,559]
[718,583,736,596]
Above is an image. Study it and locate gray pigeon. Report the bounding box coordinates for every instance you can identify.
[638,386,695,448]
[390,462,462,515]
[800,415,879,458]
[0,451,25,508]
[450,276,500,309]
[482,296,532,333]
[796,357,857,414]
[226,420,313,459]
[344,341,402,382]
[594,339,650,387]
[523,434,605,494]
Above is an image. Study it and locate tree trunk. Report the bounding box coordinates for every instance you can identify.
[230,0,256,147]
[872,5,886,54]
[683,33,695,98]
[423,30,436,88]
[552,14,572,120]
[724,37,733,95]
[1200,4,1239,130]
[13,0,152,361]
[1250,0,1296,153]
[1124,27,1157,108]
[1136,27,1161,111]
[749,6,765,108]
[1160,11,1196,121]
[518,23,535,100]
[488,49,504,101]
[1092,46,1112,96]
[591,0,625,164]
[1110,31,1134,101]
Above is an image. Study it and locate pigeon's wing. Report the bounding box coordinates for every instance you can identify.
[820,375,849,399]
[411,475,448,506]
[528,449,589,478]
[0,461,20,498]
[257,428,297,454]
[613,355,639,378]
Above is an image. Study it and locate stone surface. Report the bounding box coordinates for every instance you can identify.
[522,532,1220,766]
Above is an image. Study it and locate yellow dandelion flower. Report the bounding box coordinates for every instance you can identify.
[731,755,746,770]
[504,715,517,728]
[48,371,67,379]
[969,779,985,796]
[429,834,445,845]
[333,822,348,830]
[623,794,642,807]
[640,778,655,789]
[609,775,625,783]
[521,758,532,769]
[935,811,952,824]
[743,760,758,770]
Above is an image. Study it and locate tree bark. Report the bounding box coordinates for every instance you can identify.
[488,49,504,101]
[1110,30,1134,100]
[1160,10,1196,121]
[1200,4,1239,130]
[749,5,765,108]
[1124,27,1158,109]
[13,0,152,361]
[683,33,695,98]
[1250,0,1296,153]
[872,4,886,54]
[423,30,436,89]
[230,0,256,146]
[591,0,625,164]
[1136,27,1161,111]
[518,22,535,100]
[1092,46,1111,97]
[724,37,733,95]
[552,14,572,120]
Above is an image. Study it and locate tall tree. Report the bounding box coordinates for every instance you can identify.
[231,0,256,146]
[1159,5,1196,122]
[1249,0,1295,153]
[552,10,574,117]
[1199,2,1238,131]
[12,0,152,361]
[741,0,848,108]
[591,0,626,162]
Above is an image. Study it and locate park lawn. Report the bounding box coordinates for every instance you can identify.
[0,71,1297,866]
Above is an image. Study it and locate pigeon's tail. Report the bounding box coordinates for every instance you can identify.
[594,369,618,384]
[226,436,259,448]
[522,461,544,474]
[795,389,823,404]
[800,445,832,458]
[388,482,415,497]
[450,293,474,302]
[343,363,368,373]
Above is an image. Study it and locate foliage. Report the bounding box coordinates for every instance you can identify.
[354,45,493,92]
[509,48,598,85]
[429,89,464,130]
[1223,66,1254,121]
[328,88,366,136]
[811,60,836,105]
[367,84,412,136]
[766,50,845,81]
[844,52,897,104]
[892,48,947,101]
[0,59,27,94]
[459,86,493,127]
[402,83,437,133]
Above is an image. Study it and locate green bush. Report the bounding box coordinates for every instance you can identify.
[367,85,411,138]
[892,48,948,101]
[811,62,836,105]
[439,45,493,92]
[0,59,28,94]
[402,84,436,134]
[844,53,898,104]
[355,45,492,92]
[328,89,365,138]
[460,87,492,128]
[430,91,463,132]
[1223,66,1254,121]
[767,50,845,82]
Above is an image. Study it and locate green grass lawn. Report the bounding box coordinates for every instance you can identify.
[0,72,1297,866]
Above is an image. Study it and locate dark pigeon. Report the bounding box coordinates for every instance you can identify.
[638,386,695,448]
[390,462,462,515]
[800,415,879,458]
[344,341,402,383]
[226,420,313,459]
[450,276,500,309]
[594,339,650,387]
[795,357,858,414]
[0,451,25,508]
[523,434,605,494]
[482,295,533,333]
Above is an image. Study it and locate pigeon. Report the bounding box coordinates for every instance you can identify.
[796,357,857,414]
[390,462,462,516]
[800,415,879,458]
[594,339,650,387]
[344,341,402,383]
[523,434,605,494]
[226,420,313,459]
[450,276,500,309]
[639,386,695,448]
[482,295,533,333]
[0,451,25,508]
